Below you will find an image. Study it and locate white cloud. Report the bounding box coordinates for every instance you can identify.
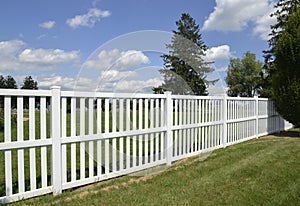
[0,40,25,56]
[34,72,162,93]
[115,50,150,70]
[205,45,231,61]
[37,74,95,90]
[0,40,80,72]
[39,21,55,29]
[66,8,111,29]
[19,48,80,64]
[84,49,150,71]
[202,0,276,40]
[114,78,163,93]
[252,6,277,40]
[100,70,138,82]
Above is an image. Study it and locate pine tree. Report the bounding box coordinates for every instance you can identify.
[153,13,214,95]
[21,76,38,90]
[261,0,300,97]
[272,6,300,127]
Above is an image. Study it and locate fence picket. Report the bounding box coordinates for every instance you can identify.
[96,99,102,176]
[132,99,137,167]
[112,99,117,172]
[40,97,47,188]
[70,97,77,181]
[150,99,154,163]
[80,98,85,179]
[5,96,12,196]
[138,99,143,166]
[119,99,124,170]
[29,97,36,190]
[105,98,110,174]
[17,97,25,193]
[61,97,67,184]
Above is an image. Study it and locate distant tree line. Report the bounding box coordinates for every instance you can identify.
[0,75,39,109]
[0,75,38,90]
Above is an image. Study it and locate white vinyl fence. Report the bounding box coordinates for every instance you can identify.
[0,87,293,203]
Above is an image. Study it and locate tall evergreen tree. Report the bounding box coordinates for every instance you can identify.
[261,0,300,97]
[272,6,300,127]
[153,13,214,95]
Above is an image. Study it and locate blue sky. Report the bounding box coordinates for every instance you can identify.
[0,0,277,94]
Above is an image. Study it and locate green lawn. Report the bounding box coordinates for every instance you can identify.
[11,134,300,206]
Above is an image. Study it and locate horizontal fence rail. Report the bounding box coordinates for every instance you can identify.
[0,87,293,203]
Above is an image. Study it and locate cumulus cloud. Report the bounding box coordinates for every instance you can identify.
[19,49,80,64]
[202,0,276,40]
[252,6,277,40]
[0,40,80,72]
[84,49,150,71]
[205,45,231,62]
[114,78,163,93]
[39,21,55,29]
[37,74,96,91]
[66,8,111,29]
[0,40,25,56]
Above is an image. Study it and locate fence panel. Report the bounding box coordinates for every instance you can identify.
[0,89,52,204]
[0,88,293,204]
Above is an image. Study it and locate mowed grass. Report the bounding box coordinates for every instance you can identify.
[12,134,300,206]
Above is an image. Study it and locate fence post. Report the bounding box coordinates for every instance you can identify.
[51,86,62,195]
[222,95,227,148]
[255,96,259,138]
[165,92,173,166]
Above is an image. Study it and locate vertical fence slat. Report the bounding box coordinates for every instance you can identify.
[223,96,227,147]
[70,97,77,181]
[144,99,148,164]
[149,99,154,163]
[112,99,117,172]
[80,98,85,179]
[17,97,25,193]
[4,96,12,196]
[160,99,165,159]
[126,99,131,169]
[61,97,67,184]
[29,97,36,190]
[179,99,183,155]
[119,99,124,170]
[174,99,178,157]
[132,99,137,167]
[183,99,187,154]
[96,99,102,176]
[40,97,47,188]
[105,98,110,174]
[187,100,191,153]
[88,98,94,177]
[155,99,159,161]
[138,99,143,166]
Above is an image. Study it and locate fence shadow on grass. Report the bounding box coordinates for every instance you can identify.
[271,130,300,138]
